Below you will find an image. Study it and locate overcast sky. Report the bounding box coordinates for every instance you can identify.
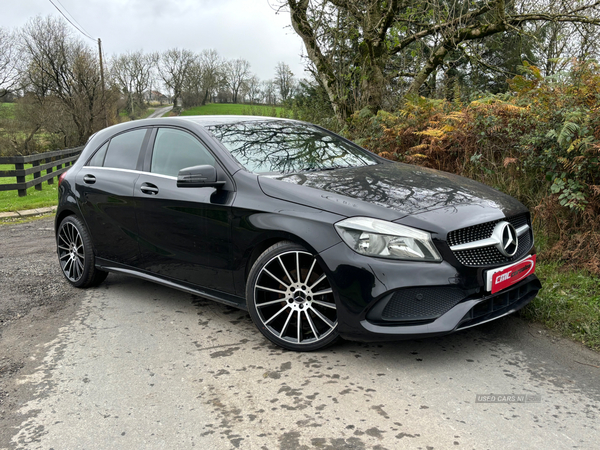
[0,0,308,82]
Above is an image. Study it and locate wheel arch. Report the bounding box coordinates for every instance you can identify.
[244,232,322,284]
[54,207,80,237]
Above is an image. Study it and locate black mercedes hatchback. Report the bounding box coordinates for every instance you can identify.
[55,116,541,351]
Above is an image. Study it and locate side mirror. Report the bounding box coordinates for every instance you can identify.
[177,165,226,188]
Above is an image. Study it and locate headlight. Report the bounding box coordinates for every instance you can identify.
[334,217,442,262]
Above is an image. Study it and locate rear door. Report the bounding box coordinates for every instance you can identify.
[76,128,150,266]
[134,127,236,293]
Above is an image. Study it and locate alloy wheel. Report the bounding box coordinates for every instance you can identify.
[253,250,337,346]
[58,221,85,282]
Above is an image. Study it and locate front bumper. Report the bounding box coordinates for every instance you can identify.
[318,242,541,342]
[358,275,540,340]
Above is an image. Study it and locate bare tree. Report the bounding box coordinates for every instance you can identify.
[284,0,600,124]
[0,27,20,99]
[182,49,226,107]
[527,20,600,76]
[224,58,251,103]
[19,16,112,145]
[111,50,156,116]
[246,75,262,104]
[199,49,224,105]
[262,79,278,105]
[275,62,295,103]
[158,48,196,108]
[181,57,204,108]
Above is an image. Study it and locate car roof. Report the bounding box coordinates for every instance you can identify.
[181,115,292,127]
[86,115,296,145]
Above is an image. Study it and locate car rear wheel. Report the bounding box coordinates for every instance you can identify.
[247,241,338,351]
[57,216,108,288]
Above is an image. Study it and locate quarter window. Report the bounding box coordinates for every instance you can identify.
[103,129,147,170]
[87,142,108,167]
[151,128,215,177]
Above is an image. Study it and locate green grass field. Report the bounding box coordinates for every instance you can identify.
[522,262,600,350]
[0,163,59,212]
[0,103,16,119]
[181,103,288,117]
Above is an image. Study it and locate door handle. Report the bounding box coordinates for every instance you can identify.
[140,182,159,195]
[83,174,96,184]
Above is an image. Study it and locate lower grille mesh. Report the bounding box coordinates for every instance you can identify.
[457,278,541,329]
[382,287,466,321]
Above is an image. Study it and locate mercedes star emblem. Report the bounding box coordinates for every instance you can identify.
[492,221,519,257]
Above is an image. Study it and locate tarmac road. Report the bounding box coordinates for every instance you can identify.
[147,105,173,118]
[1,218,599,449]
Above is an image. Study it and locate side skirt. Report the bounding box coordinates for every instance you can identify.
[96,260,247,311]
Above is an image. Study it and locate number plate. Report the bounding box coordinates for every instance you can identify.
[486,255,536,294]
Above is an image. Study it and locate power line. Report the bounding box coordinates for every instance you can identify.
[47,0,96,41]
[46,0,108,127]
[55,0,93,38]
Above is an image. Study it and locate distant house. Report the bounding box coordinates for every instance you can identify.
[144,90,170,105]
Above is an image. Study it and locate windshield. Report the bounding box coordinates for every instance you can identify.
[206,120,379,174]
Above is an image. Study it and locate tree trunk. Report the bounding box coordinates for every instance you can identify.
[289,0,350,125]
[406,22,507,98]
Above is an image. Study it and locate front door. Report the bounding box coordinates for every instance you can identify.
[134,127,235,293]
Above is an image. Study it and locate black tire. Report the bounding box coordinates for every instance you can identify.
[246,241,339,351]
[57,215,108,288]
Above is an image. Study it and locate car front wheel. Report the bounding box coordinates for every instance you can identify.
[57,215,108,288]
[247,241,338,351]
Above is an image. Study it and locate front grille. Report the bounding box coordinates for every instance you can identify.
[448,214,533,267]
[381,287,466,321]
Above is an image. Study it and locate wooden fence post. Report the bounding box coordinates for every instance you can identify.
[33,160,42,191]
[15,162,26,197]
[47,157,54,185]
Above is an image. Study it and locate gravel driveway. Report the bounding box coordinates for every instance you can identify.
[0,217,81,446]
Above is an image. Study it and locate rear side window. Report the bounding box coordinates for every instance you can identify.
[151,128,215,177]
[103,129,147,170]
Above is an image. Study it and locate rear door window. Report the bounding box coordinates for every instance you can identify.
[103,129,147,170]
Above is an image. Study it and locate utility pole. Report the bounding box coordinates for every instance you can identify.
[98,38,108,127]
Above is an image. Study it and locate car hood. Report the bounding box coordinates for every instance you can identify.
[258,162,527,229]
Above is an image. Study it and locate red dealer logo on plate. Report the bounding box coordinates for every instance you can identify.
[488,255,537,294]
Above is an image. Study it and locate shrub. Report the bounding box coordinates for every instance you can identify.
[347,62,600,273]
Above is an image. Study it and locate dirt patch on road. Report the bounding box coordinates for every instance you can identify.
[0,216,81,447]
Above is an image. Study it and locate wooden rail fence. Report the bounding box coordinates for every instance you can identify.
[0,147,83,197]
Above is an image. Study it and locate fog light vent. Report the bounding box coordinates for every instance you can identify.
[382,287,466,321]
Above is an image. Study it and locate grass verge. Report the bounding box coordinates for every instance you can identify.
[522,261,600,351]
[181,103,287,117]
[0,212,55,226]
[118,107,158,122]
[0,163,59,212]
